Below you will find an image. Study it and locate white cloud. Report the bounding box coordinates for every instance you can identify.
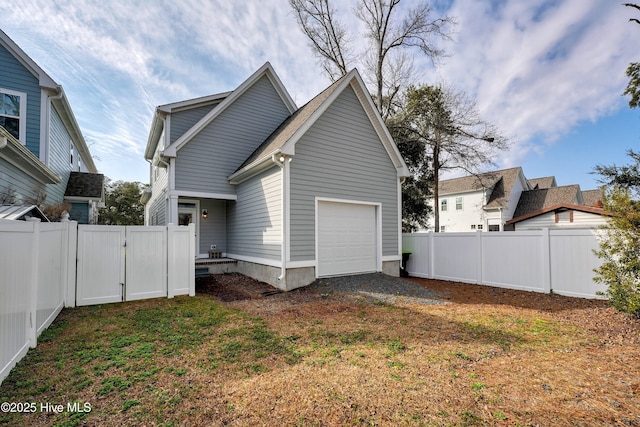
[434,0,637,170]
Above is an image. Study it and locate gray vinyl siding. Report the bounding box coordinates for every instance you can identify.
[199,199,226,254]
[146,160,168,225]
[0,43,42,157]
[148,196,166,226]
[169,104,216,144]
[175,76,291,195]
[46,106,73,205]
[227,166,281,261]
[0,157,45,203]
[289,85,399,261]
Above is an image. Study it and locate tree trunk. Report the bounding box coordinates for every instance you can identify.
[433,134,440,232]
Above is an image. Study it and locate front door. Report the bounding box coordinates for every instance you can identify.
[178,201,199,256]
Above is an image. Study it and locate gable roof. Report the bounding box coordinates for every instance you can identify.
[229,68,409,183]
[161,62,297,158]
[582,189,603,207]
[65,171,105,200]
[438,167,527,210]
[506,203,611,225]
[0,28,57,89]
[528,176,557,189]
[0,29,96,172]
[512,185,582,218]
[144,92,231,160]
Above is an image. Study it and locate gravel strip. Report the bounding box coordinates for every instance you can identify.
[310,273,445,305]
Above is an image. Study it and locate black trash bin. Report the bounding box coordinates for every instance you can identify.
[400,252,411,277]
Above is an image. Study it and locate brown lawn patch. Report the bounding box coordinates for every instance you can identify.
[1,274,638,426]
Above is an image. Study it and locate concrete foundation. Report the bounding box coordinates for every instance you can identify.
[236,261,317,291]
[382,260,401,277]
[228,259,401,291]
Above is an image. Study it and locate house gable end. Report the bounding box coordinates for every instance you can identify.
[163,62,296,158]
[173,73,293,195]
[288,83,401,261]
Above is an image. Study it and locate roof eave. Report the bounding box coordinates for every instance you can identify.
[50,88,97,172]
[228,150,282,184]
[0,128,61,184]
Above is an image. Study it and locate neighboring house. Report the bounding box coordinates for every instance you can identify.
[142,62,409,290]
[431,168,605,232]
[435,167,530,232]
[507,186,608,230]
[0,28,103,223]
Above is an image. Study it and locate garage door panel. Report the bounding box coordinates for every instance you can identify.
[318,201,377,277]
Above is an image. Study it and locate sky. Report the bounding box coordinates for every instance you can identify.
[0,0,638,191]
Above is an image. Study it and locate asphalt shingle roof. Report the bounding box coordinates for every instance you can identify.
[438,167,525,210]
[64,172,104,199]
[581,189,603,207]
[528,176,556,189]
[512,185,581,218]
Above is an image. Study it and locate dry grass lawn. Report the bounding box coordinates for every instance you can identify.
[1,273,638,426]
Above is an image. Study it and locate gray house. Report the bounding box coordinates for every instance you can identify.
[142,63,409,290]
[0,28,103,223]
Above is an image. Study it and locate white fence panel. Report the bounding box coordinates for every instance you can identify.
[168,224,195,298]
[125,226,167,301]
[481,232,547,293]
[0,220,34,384]
[402,233,431,278]
[549,229,606,298]
[432,232,479,283]
[36,223,67,334]
[76,225,126,306]
[403,229,605,299]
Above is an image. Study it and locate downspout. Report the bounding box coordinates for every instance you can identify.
[271,153,289,283]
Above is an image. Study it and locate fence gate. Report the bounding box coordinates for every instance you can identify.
[77,226,125,306]
[76,225,168,306]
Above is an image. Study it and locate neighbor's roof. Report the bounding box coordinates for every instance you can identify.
[506,203,610,225]
[528,176,557,189]
[0,204,49,221]
[512,185,582,219]
[439,167,526,210]
[581,189,603,207]
[65,172,105,200]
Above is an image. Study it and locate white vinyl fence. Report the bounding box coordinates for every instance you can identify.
[1,219,195,384]
[402,229,607,299]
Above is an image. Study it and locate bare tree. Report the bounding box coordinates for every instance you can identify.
[289,0,455,119]
[289,0,352,81]
[392,84,508,232]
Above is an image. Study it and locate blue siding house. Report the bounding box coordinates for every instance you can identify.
[0,28,103,223]
[143,63,409,290]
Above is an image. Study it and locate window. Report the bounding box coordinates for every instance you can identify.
[488,225,500,232]
[477,224,483,230]
[0,89,26,142]
[455,197,463,210]
[70,142,75,166]
[440,199,447,211]
[471,225,476,230]
[440,226,446,232]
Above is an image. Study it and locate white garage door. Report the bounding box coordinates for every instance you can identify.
[317,201,377,277]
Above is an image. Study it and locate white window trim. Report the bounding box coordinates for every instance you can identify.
[455,196,463,211]
[440,199,447,211]
[0,88,27,145]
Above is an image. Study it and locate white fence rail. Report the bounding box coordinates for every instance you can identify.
[402,229,607,299]
[1,220,195,384]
